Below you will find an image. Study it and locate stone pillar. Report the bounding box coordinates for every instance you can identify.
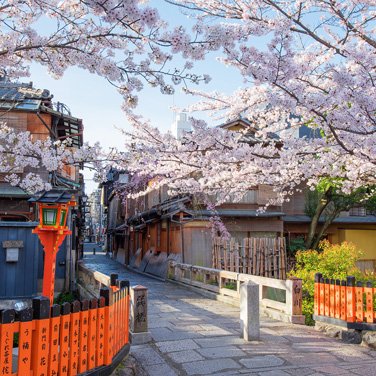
[130,285,152,344]
[287,277,305,324]
[240,281,260,341]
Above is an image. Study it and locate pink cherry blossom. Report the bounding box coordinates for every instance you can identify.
[123,0,376,206]
[1,0,375,203]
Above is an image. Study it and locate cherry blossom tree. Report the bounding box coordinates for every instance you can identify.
[0,0,210,105]
[0,0,209,192]
[124,0,376,206]
[0,125,108,192]
[1,0,376,201]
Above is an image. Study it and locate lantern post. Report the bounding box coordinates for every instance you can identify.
[30,190,76,305]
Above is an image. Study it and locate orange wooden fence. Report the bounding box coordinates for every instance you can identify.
[314,273,376,324]
[0,280,129,376]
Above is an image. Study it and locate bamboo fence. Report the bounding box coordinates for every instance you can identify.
[212,237,287,280]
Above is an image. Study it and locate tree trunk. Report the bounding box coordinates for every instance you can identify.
[305,199,330,249]
[311,214,336,250]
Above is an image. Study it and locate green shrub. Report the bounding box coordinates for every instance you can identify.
[193,274,204,283]
[54,291,77,305]
[223,281,237,290]
[208,278,218,286]
[13,333,19,348]
[289,240,363,325]
[287,237,306,256]
[302,298,315,326]
[358,270,376,286]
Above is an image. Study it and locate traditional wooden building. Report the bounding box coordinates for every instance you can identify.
[282,189,376,271]
[106,119,285,276]
[0,80,84,305]
[106,118,376,276]
[101,169,129,263]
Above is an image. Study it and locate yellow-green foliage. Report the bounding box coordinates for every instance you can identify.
[289,241,363,325]
[291,241,362,297]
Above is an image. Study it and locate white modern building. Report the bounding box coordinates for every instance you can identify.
[171,112,192,140]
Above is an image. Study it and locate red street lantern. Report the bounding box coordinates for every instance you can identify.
[30,190,76,305]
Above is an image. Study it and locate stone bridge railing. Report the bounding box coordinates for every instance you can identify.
[167,261,304,324]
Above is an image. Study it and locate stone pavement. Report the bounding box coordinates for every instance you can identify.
[82,254,376,376]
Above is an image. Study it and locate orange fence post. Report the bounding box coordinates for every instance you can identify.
[69,301,81,376]
[118,280,130,348]
[59,303,71,376]
[96,297,106,367]
[118,289,123,351]
[334,280,340,319]
[17,307,33,376]
[121,288,126,348]
[355,281,364,323]
[125,291,130,345]
[319,277,325,315]
[31,297,51,376]
[314,273,322,316]
[329,279,335,318]
[125,293,130,345]
[78,300,89,374]
[48,305,61,376]
[113,290,119,356]
[324,278,330,317]
[118,288,124,350]
[109,290,115,362]
[87,299,98,370]
[123,281,130,347]
[374,287,376,322]
[0,309,16,375]
[111,274,119,356]
[364,282,374,323]
[117,285,124,353]
[116,287,121,354]
[101,287,114,366]
[340,280,347,321]
[346,276,356,323]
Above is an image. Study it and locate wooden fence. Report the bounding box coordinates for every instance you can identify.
[0,281,129,376]
[212,237,287,279]
[314,273,376,326]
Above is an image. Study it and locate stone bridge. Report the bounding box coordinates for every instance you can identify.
[82,254,375,376]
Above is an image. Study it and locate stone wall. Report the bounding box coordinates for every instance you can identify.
[77,262,110,299]
[315,321,376,349]
[129,250,182,279]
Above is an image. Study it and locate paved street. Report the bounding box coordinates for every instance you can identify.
[83,242,105,255]
[82,254,376,376]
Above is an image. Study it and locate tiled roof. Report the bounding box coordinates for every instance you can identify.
[283,215,376,224]
[0,81,51,100]
[197,209,285,218]
[218,118,280,143]
[0,81,52,110]
[0,184,30,198]
[0,80,83,147]
[29,189,76,204]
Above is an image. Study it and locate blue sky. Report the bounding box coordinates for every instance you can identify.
[27,2,246,193]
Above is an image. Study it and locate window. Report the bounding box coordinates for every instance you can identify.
[349,207,366,216]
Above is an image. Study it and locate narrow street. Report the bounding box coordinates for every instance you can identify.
[83,242,105,255]
[82,254,376,376]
